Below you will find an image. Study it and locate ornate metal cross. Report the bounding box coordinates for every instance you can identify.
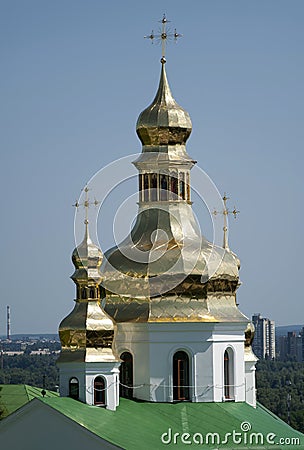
[144,14,182,63]
[73,186,99,225]
[213,194,240,250]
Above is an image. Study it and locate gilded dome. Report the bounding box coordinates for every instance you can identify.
[136,63,192,147]
[72,222,103,269]
[101,61,244,325]
[102,203,243,324]
[58,220,119,363]
[58,301,117,353]
[71,221,103,283]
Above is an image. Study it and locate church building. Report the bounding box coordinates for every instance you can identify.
[1,16,303,450]
[57,16,257,411]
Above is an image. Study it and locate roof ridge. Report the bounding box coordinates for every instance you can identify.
[24,384,40,400]
[23,384,30,400]
[24,384,59,399]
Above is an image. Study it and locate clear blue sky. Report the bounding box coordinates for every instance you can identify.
[1,1,303,334]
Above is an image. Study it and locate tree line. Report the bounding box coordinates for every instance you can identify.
[0,353,59,390]
[256,360,304,432]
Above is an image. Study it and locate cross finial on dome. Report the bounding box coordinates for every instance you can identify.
[144,14,182,64]
[213,194,240,250]
[73,186,99,229]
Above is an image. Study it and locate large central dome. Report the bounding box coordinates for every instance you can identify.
[102,60,244,325]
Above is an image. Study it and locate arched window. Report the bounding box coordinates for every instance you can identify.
[139,174,143,192]
[94,376,106,406]
[99,285,105,299]
[89,287,95,299]
[81,287,87,299]
[186,173,190,201]
[224,349,234,400]
[69,377,79,400]
[143,174,149,201]
[120,352,133,399]
[160,175,168,201]
[170,171,178,199]
[150,173,158,201]
[173,351,190,401]
[179,172,185,199]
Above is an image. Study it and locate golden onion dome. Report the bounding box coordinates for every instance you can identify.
[58,301,118,360]
[101,60,244,325]
[71,221,103,283]
[58,220,119,363]
[136,63,192,147]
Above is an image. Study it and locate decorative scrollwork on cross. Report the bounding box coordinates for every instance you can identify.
[144,14,182,64]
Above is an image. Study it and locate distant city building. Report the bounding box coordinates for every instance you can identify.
[277,329,303,361]
[252,314,275,360]
[0,336,61,356]
[6,306,11,341]
[277,335,287,360]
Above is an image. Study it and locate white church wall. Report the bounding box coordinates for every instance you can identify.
[194,339,214,402]
[85,363,120,410]
[58,361,120,410]
[116,321,247,404]
[58,362,86,402]
[210,323,246,402]
[245,351,258,407]
[116,323,151,400]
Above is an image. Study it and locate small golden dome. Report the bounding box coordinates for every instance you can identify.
[136,63,192,146]
[58,220,119,363]
[72,222,103,270]
[59,302,115,350]
[71,221,103,283]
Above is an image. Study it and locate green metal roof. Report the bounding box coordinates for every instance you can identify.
[40,397,304,449]
[0,384,58,418]
[1,386,303,449]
